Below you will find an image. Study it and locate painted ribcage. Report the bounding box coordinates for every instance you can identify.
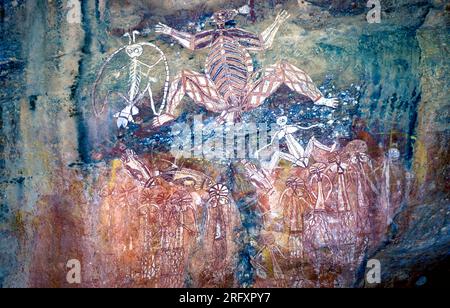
[206,36,250,105]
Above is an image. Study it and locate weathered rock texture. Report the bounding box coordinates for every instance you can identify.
[0,0,448,288]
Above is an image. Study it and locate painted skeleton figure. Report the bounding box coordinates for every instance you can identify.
[151,9,338,128]
[92,31,170,129]
[256,116,337,171]
[137,193,160,281]
[325,153,358,250]
[308,163,333,212]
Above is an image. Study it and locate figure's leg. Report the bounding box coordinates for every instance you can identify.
[262,150,299,171]
[245,60,333,110]
[290,137,337,168]
[261,150,281,171]
[285,134,306,164]
[288,136,337,168]
[303,136,337,163]
[284,134,332,168]
[306,136,336,153]
[152,69,225,127]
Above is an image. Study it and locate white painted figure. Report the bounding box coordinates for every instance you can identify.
[92,31,170,129]
[256,116,337,171]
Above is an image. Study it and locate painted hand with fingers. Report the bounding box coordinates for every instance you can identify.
[275,10,291,24]
[316,97,339,108]
[155,22,173,35]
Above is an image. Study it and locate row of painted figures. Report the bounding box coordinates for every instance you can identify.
[98,138,402,287]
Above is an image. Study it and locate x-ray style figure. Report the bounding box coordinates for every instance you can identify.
[279,177,314,258]
[256,116,337,171]
[92,31,170,129]
[205,184,234,275]
[150,9,338,128]
[326,153,352,213]
[157,190,197,287]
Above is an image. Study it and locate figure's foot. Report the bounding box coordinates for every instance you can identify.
[294,158,309,169]
[330,142,338,152]
[151,113,175,128]
[133,114,175,138]
[316,97,339,108]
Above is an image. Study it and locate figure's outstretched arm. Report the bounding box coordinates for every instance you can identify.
[234,10,290,51]
[155,23,213,50]
[260,10,290,50]
[292,123,325,131]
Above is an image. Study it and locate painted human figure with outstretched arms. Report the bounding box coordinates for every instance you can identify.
[150,9,339,127]
[256,116,337,171]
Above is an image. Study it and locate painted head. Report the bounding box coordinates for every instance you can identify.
[126,44,143,58]
[212,9,238,28]
[123,31,143,58]
[277,116,288,127]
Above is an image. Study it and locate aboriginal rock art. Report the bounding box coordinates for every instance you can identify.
[204,183,237,283]
[150,9,338,128]
[244,137,402,287]
[98,149,240,287]
[251,231,287,287]
[166,168,239,284]
[279,177,314,259]
[92,31,170,129]
[256,116,337,171]
[89,7,405,288]
[156,190,197,287]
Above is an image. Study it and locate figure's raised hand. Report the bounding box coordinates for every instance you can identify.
[155,22,172,35]
[275,10,291,24]
[316,97,339,109]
